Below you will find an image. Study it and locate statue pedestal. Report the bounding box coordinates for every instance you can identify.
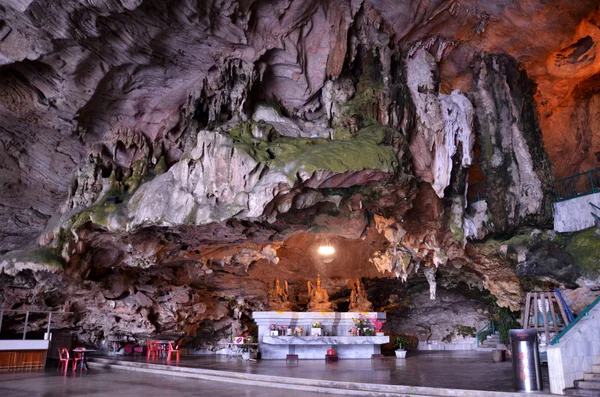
[252,312,387,360]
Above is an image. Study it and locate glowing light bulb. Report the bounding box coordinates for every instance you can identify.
[317,245,335,256]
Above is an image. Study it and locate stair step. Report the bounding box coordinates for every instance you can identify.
[592,364,600,373]
[565,387,600,396]
[584,373,600,380]
[574,380,600,390]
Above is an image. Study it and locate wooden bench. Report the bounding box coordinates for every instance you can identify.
[286,354,299,363]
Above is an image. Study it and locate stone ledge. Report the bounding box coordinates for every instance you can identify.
[262,336,389,345]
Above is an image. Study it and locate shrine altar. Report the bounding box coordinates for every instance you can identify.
[252,311,388,359]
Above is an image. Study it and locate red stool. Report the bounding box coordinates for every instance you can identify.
[325,349,338,362]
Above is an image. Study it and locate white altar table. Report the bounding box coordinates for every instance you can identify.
[252,312,388,359]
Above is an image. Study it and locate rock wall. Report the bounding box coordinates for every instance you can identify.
[470,54,555,235]
[374,281,490,344]
[407,48,474,199]
[1,0,598,348]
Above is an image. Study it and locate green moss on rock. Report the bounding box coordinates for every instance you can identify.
[0,246,64,271]
[72,196,131,231]
[504,234,531,247]
[228,121,398,182]
[271,125,397,179]
[565,228,600,275]
[154,156,167,175]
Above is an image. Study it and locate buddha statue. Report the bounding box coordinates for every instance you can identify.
[267,277,292,311]
[307,274,334,312]
[349,279,373,312]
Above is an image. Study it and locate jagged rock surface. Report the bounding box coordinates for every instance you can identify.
[470,54,555,235]
[0,0,598,347]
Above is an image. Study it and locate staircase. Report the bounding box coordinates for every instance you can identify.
[565,361,600,396]
[477,332,503,350]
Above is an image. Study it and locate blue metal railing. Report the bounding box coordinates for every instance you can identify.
[476,320,496,347]
[554,288,575,323]
[549,295,600,345]
[590,202,600,222]
[467,168,600,204]
[467,181,487,203]
[554,168,600,202]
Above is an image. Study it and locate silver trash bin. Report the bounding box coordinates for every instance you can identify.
[510,329,542,392]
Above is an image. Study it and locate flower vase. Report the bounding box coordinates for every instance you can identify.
[376,332,384,336]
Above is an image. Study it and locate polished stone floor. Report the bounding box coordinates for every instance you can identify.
[0,368,329,397]
[0,351,551,396]
[95,351,551,392]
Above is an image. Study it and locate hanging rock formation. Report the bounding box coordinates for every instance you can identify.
[0,0,599,346]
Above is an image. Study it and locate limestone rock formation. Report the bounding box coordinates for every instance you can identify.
[407,48,474,198]
[1,0,599,347]
[470,54,555,235]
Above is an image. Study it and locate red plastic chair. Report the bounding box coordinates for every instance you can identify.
[72,347,84,371]
[167,340,181,362]
[146,340,159,360]
[58,348,71,372]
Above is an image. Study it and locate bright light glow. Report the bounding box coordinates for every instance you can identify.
[317,245,335,256]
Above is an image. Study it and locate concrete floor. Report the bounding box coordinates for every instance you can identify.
[0,351,551,396]
[168,351,550,391]
[0,369,329,397]
[97,351,550,392]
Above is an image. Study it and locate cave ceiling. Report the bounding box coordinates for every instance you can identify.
[0,0,600,343]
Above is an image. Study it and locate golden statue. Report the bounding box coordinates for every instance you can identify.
[267,277,292,311]
[349,279,373,312]
[307,274,334,312]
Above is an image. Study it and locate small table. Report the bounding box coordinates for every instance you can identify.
[73,348,96,371]
[154,337,178,358]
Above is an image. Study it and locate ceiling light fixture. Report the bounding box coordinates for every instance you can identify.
[317,244,335,256]
[317,234,335,256]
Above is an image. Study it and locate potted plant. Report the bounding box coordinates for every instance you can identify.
[394,335,409,359]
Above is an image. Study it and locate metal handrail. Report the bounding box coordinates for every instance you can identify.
[554,168,600,202]
[555,167,600,183]
[476,320,496,347]
[549,295,600,345]
[554,288,575,323]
